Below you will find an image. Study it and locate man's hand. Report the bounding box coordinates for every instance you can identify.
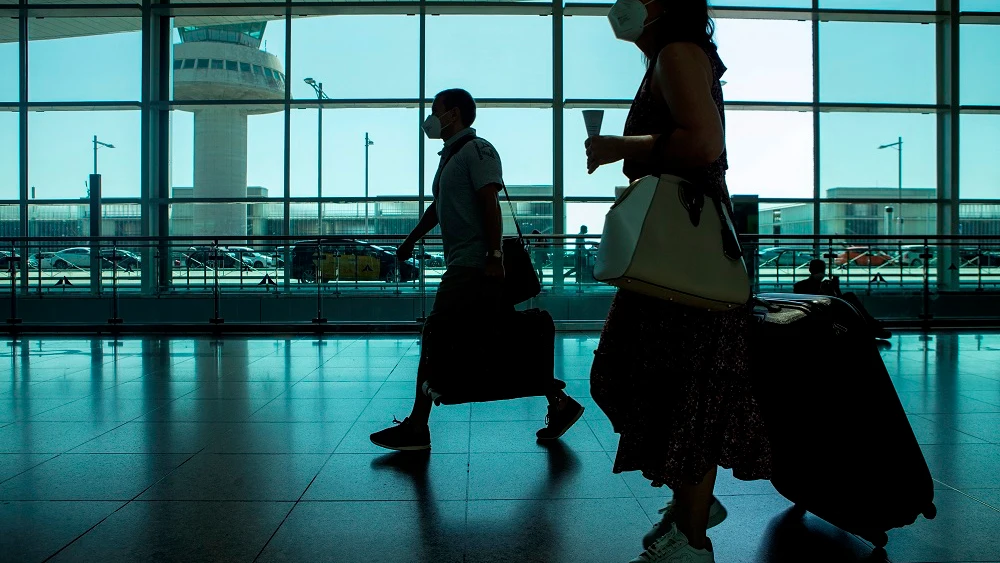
[395,239,415,262]
[485,256,505,280]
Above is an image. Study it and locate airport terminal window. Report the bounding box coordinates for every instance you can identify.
[819,0,935,8]
[290,15,418,99]
[819,22,936,104]
[960,115,1000,200]
[211,59,224,70]
[169,108,286,207]
[290,108,418,198]
[174,60,184,70]
[0,113,17,201]
[183,59,196,69]
[422,108,553,197]
[0,33,15,102]
[240,62,251,72]
[819,112,937,200]
[724,110,814,199]
[197,59,209,69]
[27,17,141,102]
[563,108,630,198]
[960,24,1000,106]
[253,65,263,75]
[226,60,238,71]
[563,16,646,101]
[426,15,552,98]
[962,0,1000,10]
[819,202,937,238]
[28,110,142,199]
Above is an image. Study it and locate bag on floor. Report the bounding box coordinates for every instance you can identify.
[750,293,936,548]
[421,308,564,405]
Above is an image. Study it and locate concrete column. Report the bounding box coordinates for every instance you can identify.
[192,108,249,239]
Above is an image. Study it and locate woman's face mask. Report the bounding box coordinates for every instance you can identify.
[607,0,659,43]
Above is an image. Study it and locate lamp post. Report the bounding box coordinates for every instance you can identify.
[92,135,115,176]
[878,136,903,235]
[364,132,374,234]
[304,78,328,235]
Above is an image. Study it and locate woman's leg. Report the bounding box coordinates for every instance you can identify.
[671,466,718,550]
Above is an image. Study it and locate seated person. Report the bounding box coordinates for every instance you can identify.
[794,259,892,340]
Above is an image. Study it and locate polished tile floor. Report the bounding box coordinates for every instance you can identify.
[0,333,998,563]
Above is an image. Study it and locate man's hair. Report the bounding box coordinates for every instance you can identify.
[435,88,476,127]
[808,259,826,275]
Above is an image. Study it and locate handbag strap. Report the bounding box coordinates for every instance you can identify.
[440,134,525,241]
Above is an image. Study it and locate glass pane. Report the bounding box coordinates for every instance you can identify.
[563,16,646,100]
[170,18,286,102]
[819,112,937,199]
[715,19,812,103]
[290,15,418,99]
[290,108,418,198]
[960,114,1000,199]
[963,0,1000,10]
[170,107,285,235]
[961,24,1000,106]
[820,0,935,8]
[959,203,1000,237]
[29,110,141,199]
[0,204,18,237]
[819,22,936,104]
[820,201,937,236]
[426,16,552,98]
[568,0,812,5]
[726,110,814,198]
[758,203,816,237]
[28,18,141,102]
[0,27,15,101]
[422,108,553,196]
[563,108,629,197]
[0,112,17,200]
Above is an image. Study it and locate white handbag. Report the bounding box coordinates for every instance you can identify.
[593,174,751,311]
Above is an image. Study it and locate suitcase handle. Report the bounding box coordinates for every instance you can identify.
[752,296,782,313]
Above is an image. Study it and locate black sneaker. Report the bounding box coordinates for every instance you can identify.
[536,397,585,441]
[370,417,431,452]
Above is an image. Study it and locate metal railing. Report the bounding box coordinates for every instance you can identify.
[1,233,999,327]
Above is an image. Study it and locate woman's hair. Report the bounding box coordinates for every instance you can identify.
[643,0,717,67]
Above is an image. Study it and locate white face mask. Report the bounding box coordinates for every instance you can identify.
[422,109,456,140]
[607,0,658,43]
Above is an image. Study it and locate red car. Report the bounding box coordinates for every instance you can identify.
[835,247,894,267]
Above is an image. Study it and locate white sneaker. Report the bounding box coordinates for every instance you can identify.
[630,524,715,563]
[643,496,727,549]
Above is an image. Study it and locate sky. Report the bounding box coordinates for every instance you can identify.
[0,3,998,236]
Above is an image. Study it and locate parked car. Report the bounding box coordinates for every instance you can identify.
[835,247,894,267]
[226,246,279,269]
[960,248,1000,268]
[43,247,92,269]
[291,239,419,283]
[757,247,818,269]
[900,245,936,268]
[99,249,141,270]
[0,251,37,270]
[184,247,254,270]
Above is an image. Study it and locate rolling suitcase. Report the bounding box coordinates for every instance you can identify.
[750,293,936,548]
[421,308,565,405]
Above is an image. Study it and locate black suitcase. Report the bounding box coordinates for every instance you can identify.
[421,308,565,405]
[750,293,936,548]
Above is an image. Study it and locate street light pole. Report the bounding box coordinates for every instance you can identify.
[364,132,374,234]
[92,135,115,176]
[304,78,328,236]
[878,136,903,235]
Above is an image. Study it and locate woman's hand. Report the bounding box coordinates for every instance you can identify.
[585,135,625,174]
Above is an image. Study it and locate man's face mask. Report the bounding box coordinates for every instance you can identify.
[607,0,660,43]
[422,108,456,140]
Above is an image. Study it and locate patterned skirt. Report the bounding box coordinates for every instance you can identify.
[590,290,772,489]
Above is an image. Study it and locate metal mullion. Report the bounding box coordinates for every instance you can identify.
[937,0,961,291]
[812,0,821,246]
[140,0,152,294]
[418,0,426,318]
[155,5,172,294]
[18,5,28,294]
[283,7,292,292]
[552,0,564,293]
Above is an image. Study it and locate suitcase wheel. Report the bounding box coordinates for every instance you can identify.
[859,531,888,549]
[923,503,937,520]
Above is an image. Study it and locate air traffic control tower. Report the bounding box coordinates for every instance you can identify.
[173,22,285,238]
